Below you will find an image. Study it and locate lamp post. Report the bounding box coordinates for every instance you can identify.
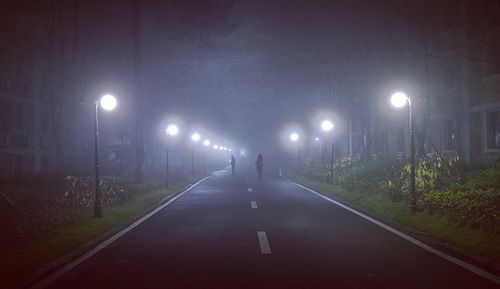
[203,139,210,174]
[165,124,178,188]
[290,132,300,169]
[391,92,416,213]
[94,94,117,218]
[190,132,201,176]
[315,137,320,159]
[321,120,334,182]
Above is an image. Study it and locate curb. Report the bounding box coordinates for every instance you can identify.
[17,177,209,289]
[281,174,500,286]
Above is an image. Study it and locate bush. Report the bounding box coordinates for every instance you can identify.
[423,188,499,232]
[463,168,500,191]
[63,176,127,214]
[0,176,128,248]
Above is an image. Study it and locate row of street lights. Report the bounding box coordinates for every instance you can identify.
[93,94,236,218]
[289,119,335,180]
[288,91,416,213]
[165,124,234,188]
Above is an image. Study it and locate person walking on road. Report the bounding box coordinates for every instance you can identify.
[255,153,263,180]
[231,154,236,176]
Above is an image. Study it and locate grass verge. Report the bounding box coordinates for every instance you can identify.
[289,173,500,266]
[1,177,199,289]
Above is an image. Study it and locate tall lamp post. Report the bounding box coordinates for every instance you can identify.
[94,94,117,218]
[321,120,335,182]
[290,132,300,169]
[203,139,210,175]
[315,137,320,159]
[165,124,178,188]
[190,132,201,176]
[391,92,416,213]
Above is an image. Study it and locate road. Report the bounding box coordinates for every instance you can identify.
[41,169,498,289]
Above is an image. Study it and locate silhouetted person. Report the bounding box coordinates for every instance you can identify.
[231,154,236,175]
[255,153,263,180]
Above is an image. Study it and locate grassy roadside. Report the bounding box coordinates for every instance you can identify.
[1,177,199,288]
[289,173,500,265]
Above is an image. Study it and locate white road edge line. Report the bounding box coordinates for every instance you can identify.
[257,231,271,254]
[30,176,211,289]
[282,175,500,286]
[251,201,258,209]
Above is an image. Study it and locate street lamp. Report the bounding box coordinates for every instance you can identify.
[391,91,416,213]
[290,132,301,169]
[165,124,179,188]
[321,119,335,182]
[213,144,219,150]
[203,139,210,174]
[94,94,117,218]
[190,132,201,176]
[315,137,320,159]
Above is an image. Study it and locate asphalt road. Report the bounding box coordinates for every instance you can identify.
[42,169,499,289]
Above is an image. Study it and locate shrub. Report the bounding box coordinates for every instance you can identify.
[392,153,461,200]
[62,176,127,218]
[423,188,499,232]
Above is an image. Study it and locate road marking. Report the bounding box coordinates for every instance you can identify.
[257,231,271,254]
[29,177,210,289]
[251,201,257,208]
[282,176,500,286]
[248,187,253,192]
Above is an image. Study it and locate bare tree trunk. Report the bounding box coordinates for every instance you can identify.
[132,0,145,183]
[417,0,431,157]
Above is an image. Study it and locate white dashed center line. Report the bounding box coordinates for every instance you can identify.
[251,201,257,208]
[257,231,271,254]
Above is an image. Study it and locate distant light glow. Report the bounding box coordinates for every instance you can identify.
[240,149,246,156]
[203,139,210,146]
[290,132,299,142]
[100,94,117,111]
[219,146,224,150]
[315,137,320,141]
[166,124,178,136]
[228,148,232,152]
[391,92,408,108]
[191,132,201,142]
[213,145,219,149]
[321,120,334,132]
[223,147,228,151]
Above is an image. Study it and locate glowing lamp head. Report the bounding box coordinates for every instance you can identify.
[213,145,219,149]
[100,94,117,111]
[391,92,408,108]
[166,124,178,136]
[290,132,299,142]
[321,120,334,132]
[315,137,320,141]
[219,146,224,151]
[228,148,232,152]
[203,139,210,146]
[191,132,201,142]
